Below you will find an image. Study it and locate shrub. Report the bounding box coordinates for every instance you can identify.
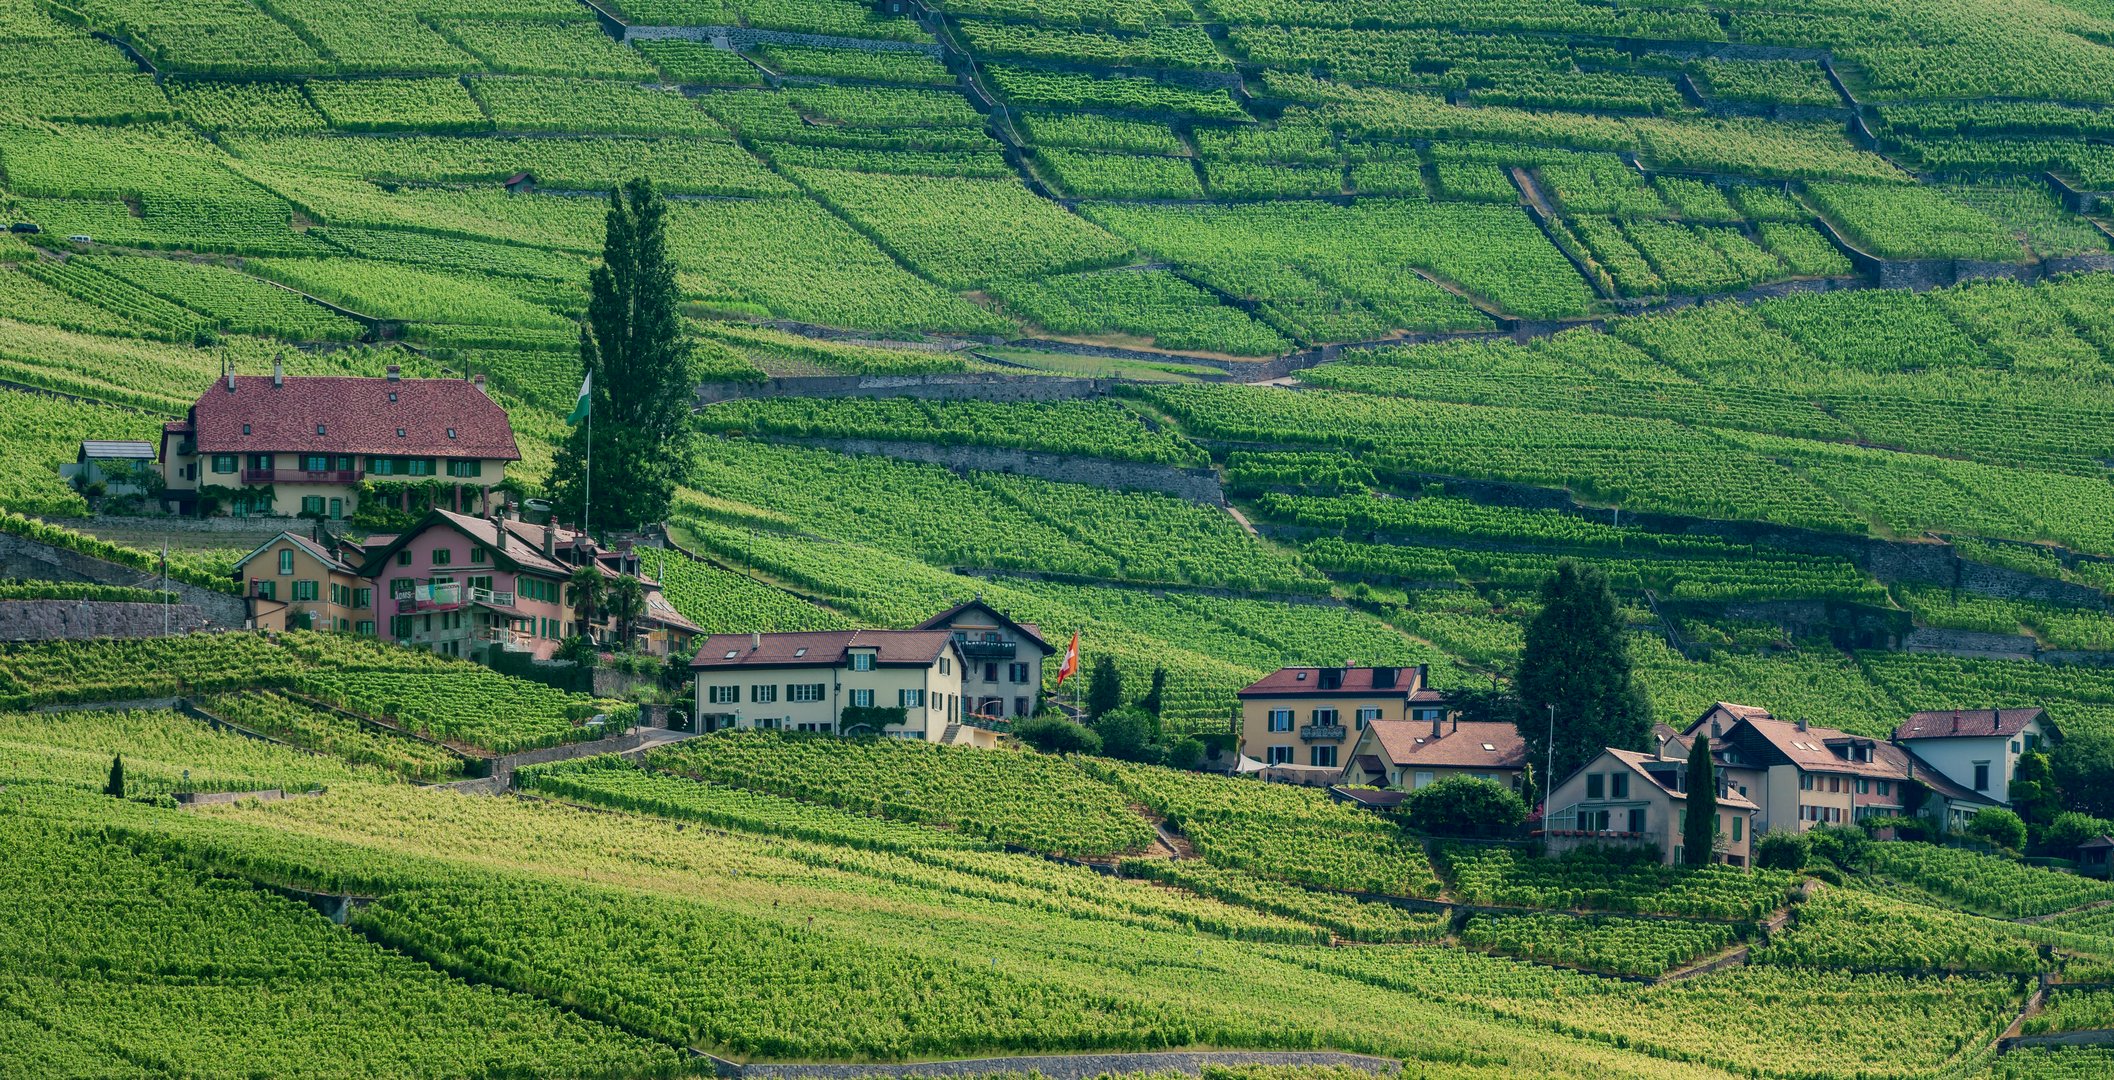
[1966,807,2028,852]
[1755,830,1809,871]
[1015,716,1103,756]
[2046,810,2114,852]
[1404,776,1527,837]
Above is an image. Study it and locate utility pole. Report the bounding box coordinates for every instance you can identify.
[1545,702,1556,813]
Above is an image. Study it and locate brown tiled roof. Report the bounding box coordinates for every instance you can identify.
[1409,688,1447,704]
[1366,720,1525,769]
[1605,749,1761,811]
[914,598,1053,653]
[186,376,519,460]
[1895,708,2047,741]
[232,530,357,575]
[642,590,700,633]
[1239,665,1423,698]
[1736,716,1917,781]
[691,629,958,669]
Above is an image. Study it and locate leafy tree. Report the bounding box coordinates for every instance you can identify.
[1515,561,1653,784]
[1165,737,1206,771]
[105,755,124,798]
[1094,706,1157,763]
[1084,654,1123,722]
[607,574,648,646]
[838,705,907,734]
[1402,776,1527,837]
[1684,734,1717,865]
[2009,751,2061,841]
[1965,807,2027,852]
[2052,729,2114,819]
[2044,810,2114,852]
[567,565,606,632]
[548,178,697,534]
[1014,716,1102,756]
[1140,666,1167,718]
[1754,830,1808,871]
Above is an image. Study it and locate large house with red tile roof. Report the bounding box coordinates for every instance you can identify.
[159,361,518,520]
[1237,664,1445,776]
[691,629,977,744]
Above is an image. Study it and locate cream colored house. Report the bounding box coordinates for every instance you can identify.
[231,530,373,634]
[1341,717,1526,791]
[691,629,980,744]
[1238,664,1440,772]
[1543,747,1760,867]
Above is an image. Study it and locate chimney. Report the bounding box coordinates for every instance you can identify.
[1415,662,1430,689]
[1952,711,1960,734]
[386,363,401,382]
[472,373,487,396]
[226,360,236,393]
[1796,717,1808,732]
[1711,719,1722,738]
[752,630,761,652]
[1431,711,1442,739]
[271,353,284,388]
[1451,712,1458,734]
[494,516,506,553]
[541,520,555,560]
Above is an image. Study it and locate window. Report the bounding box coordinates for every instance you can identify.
[389,614,413,639]
[1627,808,1646,834]
[930,693,942,712]
[1312,707,1339,726]
[1586,773,1604,799]
[315,424,326,436]
[242,424,251,435]
[278,549,294,575]
[2011,740,2021,754]
[431,548,452,566]
[254,580,276,601]
[406,458,433,476]
[471,548,487,564]
[938,657,950,676]
[1610,772,1629,799]
[849,689,875,709]
[302,455,330,472]
[1015,697,1029,717]
[752,685,777,704]
[1856,779,1869,795]
[983,662,998,682]
[900,689,924,708]
[1732,816,1744,842]
[709,685,738,705]
[1267,708,1293,733]
[356,620,375,636]
[1008,662,1028,683]
[300,496,325,517]
[391,577,414,599]
[211,454,237,474]
[1799,773,1814,791]
[249,454,272,471]
[447,428,456,440]
[849,652,874,672]
[292,580,318,601]
[1357,706,1382,728]
[1413,770,1434,789]
[447,460,482,478]
[1310,745,1337,769]
[1973,761,1991,791]
[328,498,342,520]
[353,588,371,610]
[396,550,411,567]
[789,683,825,703]
[1267,746,1294,765]
[1877,780,1891,797]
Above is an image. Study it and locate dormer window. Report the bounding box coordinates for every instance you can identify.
[242,424,251,435]
[447,428,457,439]
[316,424,325,435]
[388,392,397,402]
[794,648,807,657]
[397,428,407,438]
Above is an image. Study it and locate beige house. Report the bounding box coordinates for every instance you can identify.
[160,362,518,519]
[1543,746,1760,867]
[231,530,373,634]
[691,629,984,745]
[1342,716,1526,792]
[916,597,1054,721]
[1238,664,1438,772]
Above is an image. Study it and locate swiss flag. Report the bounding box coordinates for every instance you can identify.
[1054,631,1080,685]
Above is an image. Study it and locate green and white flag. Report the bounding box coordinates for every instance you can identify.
[566,371,592,425]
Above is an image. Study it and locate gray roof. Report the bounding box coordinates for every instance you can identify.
[79,440,155,459]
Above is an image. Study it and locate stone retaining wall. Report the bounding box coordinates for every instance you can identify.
[492,728,647,785]
[699,373,1108,405]
[709,1051,1401,1080]
[1903,627,2039,660]
[786,437,1225,502]
[0,531,248,627]
[625,23,943,55]
[0,599,213,639]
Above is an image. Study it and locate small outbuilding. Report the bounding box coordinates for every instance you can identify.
[62,440,157,495]
[504,171,536,195]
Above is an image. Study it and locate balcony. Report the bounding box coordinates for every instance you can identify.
[1300,723,1347,741]
[241,468,361,484]
[957,638,1016,660]
[467,586,515,608]
[395,583,463,614]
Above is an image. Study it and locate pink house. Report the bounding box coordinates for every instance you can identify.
[355,507,697,660]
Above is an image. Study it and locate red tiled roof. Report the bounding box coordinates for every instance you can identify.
[187,376,519,460]
[914,598,1053,653]
[691,630,958,669]
[232,530,356,575]
[1239,665,1423,697]
[1409,688,1447,703]
[1366,720,1525,769]
[1895,708,2046,741]
[1604,749,1761,811]
[1738,716,1917,781]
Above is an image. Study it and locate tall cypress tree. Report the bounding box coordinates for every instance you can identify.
[1684,734,1717,865]
[550,178,695,534]
[105,754,124,798]
[1515,560,1653,786]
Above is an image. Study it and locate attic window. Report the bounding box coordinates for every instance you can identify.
[242,424,251,435]
[316,424,326,435]
[1295,672,1308,680]
[396,428,407,438]
[1481,743,1496,751]
[388,392,397,402]
[722,650,738,660]
[447,428,457,439]
[794,648,807,657]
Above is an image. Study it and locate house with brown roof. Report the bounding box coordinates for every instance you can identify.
[160,360,518,520]
[691,629,973,744]
[1238,664,1442,775]
[1683,704,2000,835]
[915,597,1054,722]
[1891,708,2055,808]
[1341,715,1526,793]
[1543,746,1761,867]
[231,528,373,634]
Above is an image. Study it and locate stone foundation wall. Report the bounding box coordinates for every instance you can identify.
[0,599,213,640]
[0,533,247,627]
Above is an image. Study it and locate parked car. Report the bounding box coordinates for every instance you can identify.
[7,222,38,234]
[66,234,91,244]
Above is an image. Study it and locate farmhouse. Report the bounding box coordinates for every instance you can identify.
[1238,663,1444,772]
[1891,707,2055,806]
[1340,715,1527,792]
[915,596,1054,722]
[158,361,518,520]
[691,629,980,744]
[1544,746,1761,867]
[232,529,373,634]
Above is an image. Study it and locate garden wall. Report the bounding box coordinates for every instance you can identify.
[0,599,213,640]
[0,532,248,626]
[697,373,1108,405]
[786,437,1225,502]
[711,1051,1401,1080]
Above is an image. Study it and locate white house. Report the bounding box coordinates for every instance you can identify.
[691,629,984,745]
[1891,708,2055,805]
[1542,746,1761,867]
